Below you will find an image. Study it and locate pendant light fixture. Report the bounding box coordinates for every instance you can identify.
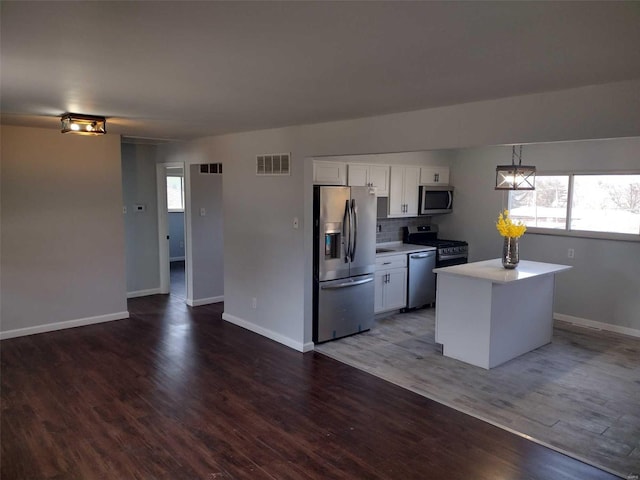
[61,113,106,135]
[495,145,536,190]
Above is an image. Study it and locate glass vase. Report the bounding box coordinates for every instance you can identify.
[502,237,519,269]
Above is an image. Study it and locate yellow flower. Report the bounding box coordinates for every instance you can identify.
[496,209,526,238]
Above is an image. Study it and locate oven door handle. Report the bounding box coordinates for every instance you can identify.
[439,253,468,261]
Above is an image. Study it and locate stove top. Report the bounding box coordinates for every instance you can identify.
[403,225,468,266]
[403,225,468,260]
[415,239,468,248]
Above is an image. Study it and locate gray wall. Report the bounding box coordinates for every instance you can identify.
[168,212,185,260]
[188,165,224,302]
[1,125,127,335]
[437,138,640,330]
[178,80,640,350]
[121,143,160,294]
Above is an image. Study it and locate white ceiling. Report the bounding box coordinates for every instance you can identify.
[2,1,640,141]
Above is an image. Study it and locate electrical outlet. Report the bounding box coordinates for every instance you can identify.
[568,248,575,259]
[200,207,206,216]
[251,297,257,309]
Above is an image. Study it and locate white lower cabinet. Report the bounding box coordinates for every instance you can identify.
[375,254,407,313]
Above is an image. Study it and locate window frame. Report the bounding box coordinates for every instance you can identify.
[166,175,185,213]
[508,170,640,242]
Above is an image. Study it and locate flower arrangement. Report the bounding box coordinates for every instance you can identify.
[496,210,526,238]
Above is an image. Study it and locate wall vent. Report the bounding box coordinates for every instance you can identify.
[256,153,290,176]
[199,163,223,175]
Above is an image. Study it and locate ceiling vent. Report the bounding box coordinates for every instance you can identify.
[200,163,223,175]
[256,153,290,176]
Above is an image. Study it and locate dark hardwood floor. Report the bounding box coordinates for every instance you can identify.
[1,295,620,479]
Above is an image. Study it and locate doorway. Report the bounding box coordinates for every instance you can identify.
[157,162,188,301]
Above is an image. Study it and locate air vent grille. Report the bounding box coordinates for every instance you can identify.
[256,153,290,176]
[199,163,223,175]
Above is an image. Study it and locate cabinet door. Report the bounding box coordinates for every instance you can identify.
[388,166,406,216]
[384,268,407,311]
[348,164,368,187]
[313,161,346,185]
[374,270,386,313]
[420,166,450,185]
[369,165,390,196]
[403,166,421,216]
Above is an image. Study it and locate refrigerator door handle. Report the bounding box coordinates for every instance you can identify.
[320,277,374,290]
[343,199,350,263]
[350,199,357,262]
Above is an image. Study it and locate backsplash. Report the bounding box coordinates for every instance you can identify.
[376,217,431,243]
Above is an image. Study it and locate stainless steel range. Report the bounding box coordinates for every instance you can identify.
[403,225,468,268]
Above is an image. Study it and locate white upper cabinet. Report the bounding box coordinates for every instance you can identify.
[420,166,450,185]
[313,161,347,185]
[348,164,389,196]
[389,166,420,217]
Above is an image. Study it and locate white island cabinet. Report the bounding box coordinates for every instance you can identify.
[433,259,572,369]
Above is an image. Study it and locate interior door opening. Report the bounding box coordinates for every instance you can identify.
[166,166,186,299]
[157,162,188,301]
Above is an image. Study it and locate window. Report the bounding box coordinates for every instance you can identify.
[509,173,640,238]
[167,175,184,212]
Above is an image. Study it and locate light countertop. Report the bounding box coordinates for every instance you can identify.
[375,242,436,257]
[433,258,571,284]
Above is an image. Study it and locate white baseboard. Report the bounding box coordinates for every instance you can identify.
[222,312,313,353]
[554,313,640,339]
[187,295,224,307]
[127,288,162,298]
[170,256,185,262]
[0,311,130,340]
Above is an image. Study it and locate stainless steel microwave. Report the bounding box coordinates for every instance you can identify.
[419,185,453,215]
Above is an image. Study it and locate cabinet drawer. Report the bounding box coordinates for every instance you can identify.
[375,254,407,270]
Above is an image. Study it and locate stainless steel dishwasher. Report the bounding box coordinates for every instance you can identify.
[407,250,437,309]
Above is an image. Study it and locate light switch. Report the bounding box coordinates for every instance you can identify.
[200,207,206,217]
[123,206,127,214]
[293,217,299,229]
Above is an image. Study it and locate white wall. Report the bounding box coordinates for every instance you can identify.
[0,125,128,338]
[180,80,640,351]
[437,138,640,331]
[188,165,224,304]
[168,212,185,260]
[121,143,160,295]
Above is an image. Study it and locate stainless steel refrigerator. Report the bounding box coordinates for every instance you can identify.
[313,185,376,343]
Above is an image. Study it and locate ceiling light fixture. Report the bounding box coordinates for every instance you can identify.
[495,145,536,190]
[61,113,106,135]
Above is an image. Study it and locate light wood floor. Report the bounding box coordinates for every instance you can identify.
[315,308,640,478]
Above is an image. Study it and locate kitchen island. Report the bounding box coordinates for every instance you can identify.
[433,259,572,369]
